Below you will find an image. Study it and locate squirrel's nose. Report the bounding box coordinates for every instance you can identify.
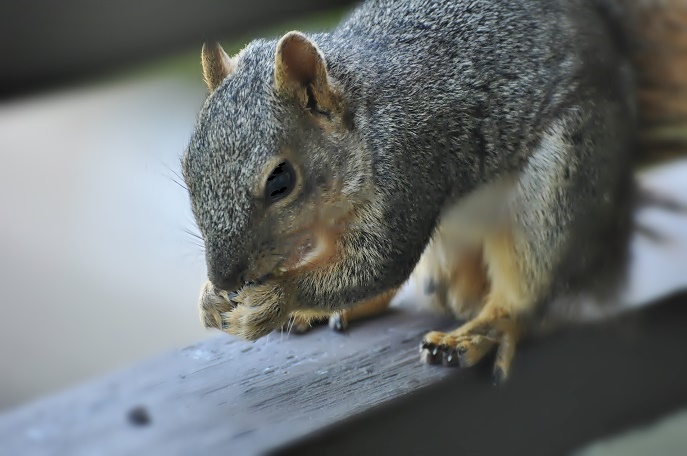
[206,249,247,291]
[208,272,243,293]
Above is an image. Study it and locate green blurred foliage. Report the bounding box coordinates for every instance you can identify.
[119,8,349,84]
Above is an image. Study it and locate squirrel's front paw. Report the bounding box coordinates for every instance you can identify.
[199,280,288,341]
[199,281,237,330]
[220,282,289,341]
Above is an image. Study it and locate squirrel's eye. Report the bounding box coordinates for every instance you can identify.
[265,161,296,204]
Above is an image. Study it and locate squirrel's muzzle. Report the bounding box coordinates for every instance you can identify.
[206,253,247,292]
[209,274,242,294]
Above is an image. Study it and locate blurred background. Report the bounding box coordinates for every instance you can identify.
[0,0,352,412]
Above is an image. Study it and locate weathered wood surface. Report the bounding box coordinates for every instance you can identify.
[0,308,458,456]
[276,292,687,456]
[3,292,687,456]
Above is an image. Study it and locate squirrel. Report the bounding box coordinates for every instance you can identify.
[182,0,686,384]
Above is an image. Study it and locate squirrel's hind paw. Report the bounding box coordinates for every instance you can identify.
[420,315,521,385]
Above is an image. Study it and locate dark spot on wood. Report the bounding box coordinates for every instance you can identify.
[127,406,151,427]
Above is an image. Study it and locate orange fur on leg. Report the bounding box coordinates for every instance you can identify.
[329,288,397,331]
[421,228,530,384]
[414,237,490,320]
[286,288,397,334]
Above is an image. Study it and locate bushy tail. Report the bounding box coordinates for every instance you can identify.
[625,0,687,164]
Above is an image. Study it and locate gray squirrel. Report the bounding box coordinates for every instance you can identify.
[182,0,684,383]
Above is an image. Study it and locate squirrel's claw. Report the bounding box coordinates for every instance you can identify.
[328,312,348,332]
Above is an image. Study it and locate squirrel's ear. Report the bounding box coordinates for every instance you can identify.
[274,31,329,96]
[201,42,237,93]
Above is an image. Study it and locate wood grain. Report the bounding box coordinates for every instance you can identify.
[0,309,457,456]
[277,292,687,456]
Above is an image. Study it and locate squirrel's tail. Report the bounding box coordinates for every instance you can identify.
[624,0,687,164]
[622,0,687,236]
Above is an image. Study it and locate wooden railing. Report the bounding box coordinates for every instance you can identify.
[1,291,686,455]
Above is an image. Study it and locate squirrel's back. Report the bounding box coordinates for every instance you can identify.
[318,0,635,186]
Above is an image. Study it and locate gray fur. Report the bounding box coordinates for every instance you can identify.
[183,0,636,319]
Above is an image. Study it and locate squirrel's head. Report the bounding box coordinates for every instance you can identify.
[183,32,372,293]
